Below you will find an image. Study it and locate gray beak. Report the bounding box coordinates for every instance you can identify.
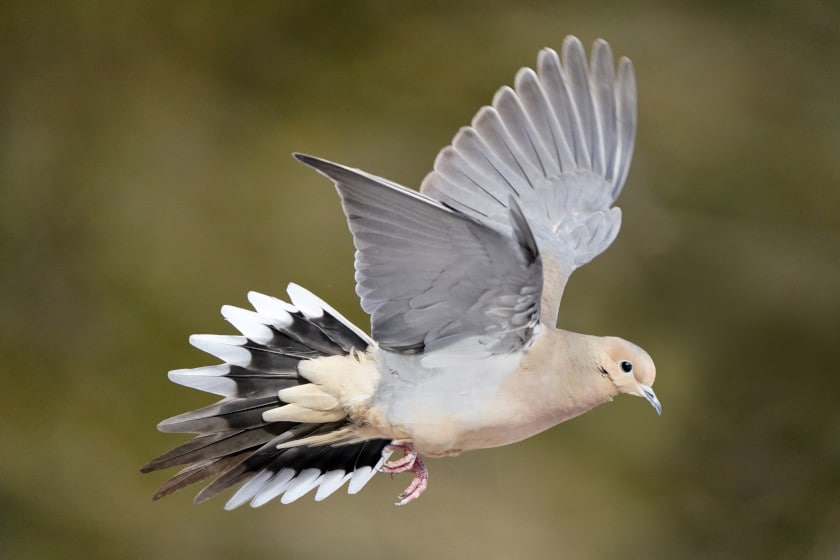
[639,384,662,416]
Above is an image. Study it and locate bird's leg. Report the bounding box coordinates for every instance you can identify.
[379,442,429,506]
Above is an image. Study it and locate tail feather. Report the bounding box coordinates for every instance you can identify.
[168,364,301,399]
[205,437,390,508]
[151,452,251,501]
[142,426,287,472]
[283,284,373,350]
[194,423,345,504]
[143,284,390,507]
[156,396,282,434]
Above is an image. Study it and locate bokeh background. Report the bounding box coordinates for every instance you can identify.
[2,2,839,559]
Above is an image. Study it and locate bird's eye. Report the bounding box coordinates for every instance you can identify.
[620,360,633,374]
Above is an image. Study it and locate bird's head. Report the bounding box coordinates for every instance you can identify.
[598,337,660,415]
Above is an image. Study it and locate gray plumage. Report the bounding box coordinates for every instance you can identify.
[421,37,635,325]
[295,154,542,358]
[143,36,660,509]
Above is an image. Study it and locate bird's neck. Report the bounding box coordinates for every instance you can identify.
[517,326,616,424]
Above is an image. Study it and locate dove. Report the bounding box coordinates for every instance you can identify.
[142,35,660,508]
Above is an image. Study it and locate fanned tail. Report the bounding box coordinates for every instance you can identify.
[142,284,391,508]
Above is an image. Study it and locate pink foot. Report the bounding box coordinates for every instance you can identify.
[379,443,429,506]
[380,443,417,473]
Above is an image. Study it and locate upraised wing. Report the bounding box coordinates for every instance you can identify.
[420,37,636,326]
[295,154,542,361]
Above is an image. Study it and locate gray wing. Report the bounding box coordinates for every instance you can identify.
[420,37,636,326]
[295,154,542,360]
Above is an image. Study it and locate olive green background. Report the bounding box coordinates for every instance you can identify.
[2,2,839,559]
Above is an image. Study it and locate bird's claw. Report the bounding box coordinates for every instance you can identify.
[380,444,417,473]
[379,443,429,506]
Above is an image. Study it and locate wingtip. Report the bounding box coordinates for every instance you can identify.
[293,152,332,172]
[618,56,636,82]
[513,66,538,90]
[562,34,585,54]
[491,84,516,108]
[291,153,354,183]
[592,37,611,50]
[591,38,614,66]
[292,152,312,164]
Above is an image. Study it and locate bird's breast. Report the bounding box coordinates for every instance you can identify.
[365,348,581,455]
[365,334,609,456]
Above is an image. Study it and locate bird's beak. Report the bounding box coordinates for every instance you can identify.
[638,383,662,416]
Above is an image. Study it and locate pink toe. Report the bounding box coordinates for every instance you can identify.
[380,443,418,473]
[394,454,429,506]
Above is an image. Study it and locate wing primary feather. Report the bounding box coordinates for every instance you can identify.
[591,39,617,182]
[514,67,567,175]
[614,57,637,197]
[456,126,524,199]
[417,37,638,325]
[537,47,584,168]
[561,36,598,172]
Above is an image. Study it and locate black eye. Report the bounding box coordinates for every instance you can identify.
[620,360,633,373]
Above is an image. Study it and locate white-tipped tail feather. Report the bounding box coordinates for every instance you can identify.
[143,284,390,507]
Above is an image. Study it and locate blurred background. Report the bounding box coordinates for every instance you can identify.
[1,2,839,559]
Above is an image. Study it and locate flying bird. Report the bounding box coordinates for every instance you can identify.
[142,36,660,508]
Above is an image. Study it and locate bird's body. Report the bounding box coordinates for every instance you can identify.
[363,329,610,456]
[143,36,661,508]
